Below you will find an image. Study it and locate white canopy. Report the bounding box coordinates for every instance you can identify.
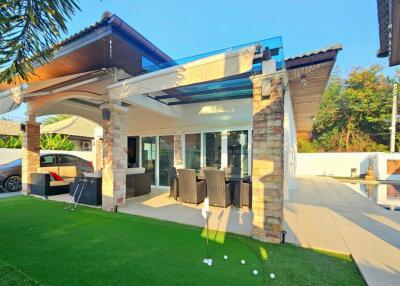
[0,70,104,115]
[109,45,257,98]
[0,86,26,115]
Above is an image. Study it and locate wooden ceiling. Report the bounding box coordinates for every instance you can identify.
[0,14,172,91]
[288,61,334,132]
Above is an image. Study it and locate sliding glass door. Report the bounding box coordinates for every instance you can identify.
[159,135,174,186]
[185,133,201,170]
[142,137,156,185]
[227,130,248,175]
[203,132,221,169]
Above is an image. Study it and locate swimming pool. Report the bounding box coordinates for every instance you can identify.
[346,182,400,211]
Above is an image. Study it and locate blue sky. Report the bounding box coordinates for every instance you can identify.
[5,0,396,120]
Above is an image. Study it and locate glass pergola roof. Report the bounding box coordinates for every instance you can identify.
[142,37,284,105]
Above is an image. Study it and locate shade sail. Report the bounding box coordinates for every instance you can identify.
[109,45,257,98]
[0,70,103,115]
[0,86,26,115]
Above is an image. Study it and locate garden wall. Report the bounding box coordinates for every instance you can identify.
[296,152,379,177]
[296,152,400,180]
[0,148,94,165]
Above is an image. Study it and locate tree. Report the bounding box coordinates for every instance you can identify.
[0,0,80,84]
[303,65,394,152]
[0,133,74,150]
[42,114,72,125]
[40,133,74,150]
[0,135,22,148]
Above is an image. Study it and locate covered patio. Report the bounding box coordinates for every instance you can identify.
[0,13,341,243]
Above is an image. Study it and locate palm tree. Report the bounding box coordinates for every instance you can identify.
[0,0,80,84]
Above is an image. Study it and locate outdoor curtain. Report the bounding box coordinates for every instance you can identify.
[111,45,257,98]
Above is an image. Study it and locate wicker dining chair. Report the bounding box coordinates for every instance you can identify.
[199,166,218,179]
[204,170,233,208]
[223,166,241,176]
[177,169,206,205]
[166,167,178,200]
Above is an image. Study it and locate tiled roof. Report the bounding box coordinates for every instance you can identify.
[0,120,21,136]
[377,0,389,57]
[285,44,343,61]
[41,116,99,138]
[0,116,99,138]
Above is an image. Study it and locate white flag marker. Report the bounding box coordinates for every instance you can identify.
[202,197,210,263]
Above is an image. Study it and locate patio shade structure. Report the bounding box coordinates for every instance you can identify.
[0,12,341,243]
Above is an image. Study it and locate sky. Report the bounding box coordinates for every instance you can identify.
[4,0,397,120]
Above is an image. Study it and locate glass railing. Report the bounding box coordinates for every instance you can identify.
[141,36,284,75]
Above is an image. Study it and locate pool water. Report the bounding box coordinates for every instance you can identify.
[347,182,400,211]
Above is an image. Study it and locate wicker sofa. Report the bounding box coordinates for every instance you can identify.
[126,168,151,198]
[31,166,78,196]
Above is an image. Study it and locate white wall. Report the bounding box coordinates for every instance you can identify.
[284,85,297,198]
[296,152,377,177]
[0,148,94,165]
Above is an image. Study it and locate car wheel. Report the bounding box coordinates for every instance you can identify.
[4,176,22,192]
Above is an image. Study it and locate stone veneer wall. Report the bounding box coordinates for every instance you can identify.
[174,134,183,168]
[251,74,285,243]
[21,121,40,195]
[101,107,127,211]
[92,139,103,171]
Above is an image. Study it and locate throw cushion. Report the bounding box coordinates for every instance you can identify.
[50,172,64,182]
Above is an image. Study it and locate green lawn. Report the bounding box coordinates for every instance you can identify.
[0,196,364,286]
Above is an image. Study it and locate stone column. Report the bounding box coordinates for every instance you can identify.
[92,139,103,171]
[101,103,128,211]
[174,134,183,168]
[21,118,40,195]
[250,72,286,243]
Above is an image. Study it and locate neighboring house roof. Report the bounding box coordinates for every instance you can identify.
[0,120,21,136]
[0,116,99,139]
[377,0,400,66]
[41,116,99,139]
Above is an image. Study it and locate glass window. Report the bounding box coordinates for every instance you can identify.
[228,130,248,175]
[185,134,201,170]
[159,136,174,186]
[58,155,76,164]
[40,154,56,166]
[203,132,221,169]
[142,137,157,185]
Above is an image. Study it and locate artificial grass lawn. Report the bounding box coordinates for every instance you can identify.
[0,196,364,286]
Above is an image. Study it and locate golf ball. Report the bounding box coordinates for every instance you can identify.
[223,255,228,260]
[270,273,275,279]
[253,270,258,275]
[241,259,246,265]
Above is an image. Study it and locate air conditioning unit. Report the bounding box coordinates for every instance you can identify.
[80,141,91,151]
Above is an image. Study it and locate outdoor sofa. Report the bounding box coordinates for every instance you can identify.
[126,167,151,198]
[31,166,78,196]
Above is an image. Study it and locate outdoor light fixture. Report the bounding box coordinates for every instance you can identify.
[20,123,26,132]
[102,108,110,120]
[300,74,307,86]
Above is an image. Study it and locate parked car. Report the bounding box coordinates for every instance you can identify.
[0,153,93,192]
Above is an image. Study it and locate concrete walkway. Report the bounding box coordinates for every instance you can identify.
[284,176,400,286]
[119,189,253,236]
[0,191,21,199]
